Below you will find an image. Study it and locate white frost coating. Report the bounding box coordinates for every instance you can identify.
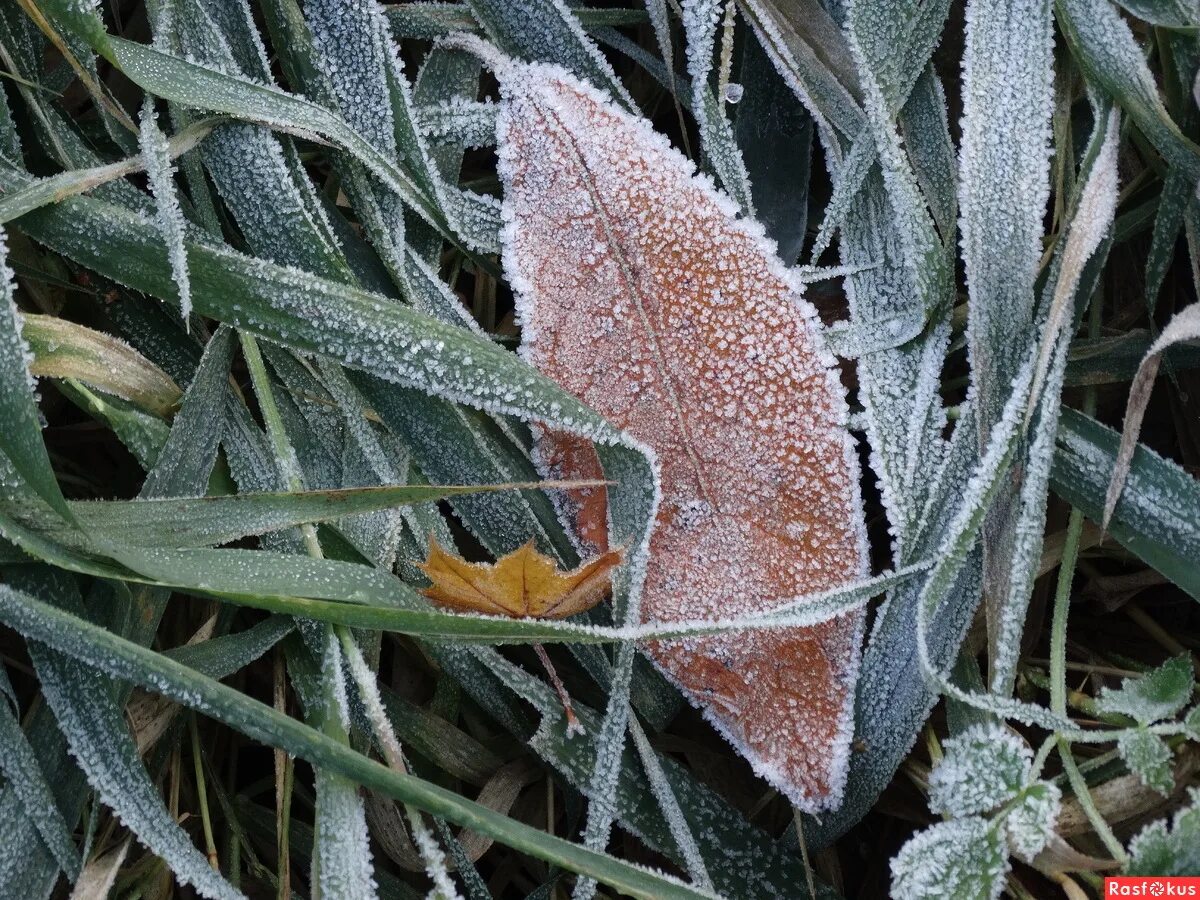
[306,0,398,155]
[341,635,461,900]
[679,0,756,212]
[991,108,1121,694]
[927,724,1029,817]
[31,645,245,900]
[324,631,353,732]
[890,817,1009,900]
[0,228,36,395]
[415,98,498,149]
[959,0,1055,434]
[138,97,192,325]
[313,767,379,900]
[1005,782,1060,862]
[628,716,714,892]
[1118,728,1175,795]
[495,53,868,814]
[845,24,944,324]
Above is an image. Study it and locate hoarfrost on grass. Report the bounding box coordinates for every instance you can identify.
[138,97,192,325]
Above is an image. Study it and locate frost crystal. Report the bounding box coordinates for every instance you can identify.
[1005,782,1061,862]
[927,724,1030,817]
[138,97,192,325]
[497,58,868,811]
[1126,787,1200,876]
[1117,728,1175,796]
[1095,654,1194,725]
[891,818,1009,900]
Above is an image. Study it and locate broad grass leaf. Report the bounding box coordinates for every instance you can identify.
[1052,408,1200,601]
[0,685,80,878]
[495,55,868,811]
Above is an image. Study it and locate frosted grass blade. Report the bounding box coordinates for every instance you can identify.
[31,644,244,900]
[0,584,718,900]
[0,227,73,521]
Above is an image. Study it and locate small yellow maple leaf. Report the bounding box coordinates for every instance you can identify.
[417,537,622,619]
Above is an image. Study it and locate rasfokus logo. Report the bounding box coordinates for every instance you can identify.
[1106,878,1200,896]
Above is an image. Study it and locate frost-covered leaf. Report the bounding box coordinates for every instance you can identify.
[959,0,1054,440]
[1057,0,1200,184]
[927,724,1030,817]
[0,585,713,900]
[989,105,1121,695]
[138,97,192,325]
[464,0,634,109]
[30,644,243,900]
[956,0,1055,686]
[0,687,80,877]
[1052,409,1200,602]
[138,325,234,499]
[1185,705,1200,740]
[680,0,755,212]
[1117,727,1175,796]
[416,99,497,150]
[1126,787,1200,875]
[1096,655,1195,725]
[738,0,863,142]
[1006,782,1062,862]
[891,817,1009,900]
[0,226,73,521]
[496,51,867,812]
[75,482,536,549]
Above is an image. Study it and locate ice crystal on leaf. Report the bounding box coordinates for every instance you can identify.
[1095,654,1195,725]
[1126,787,1200,876]
[494,55,868,811]
[138,97,192,325]
[1117,728,1175,796]
[927,724,1030,817]
[890,817,1009,900]
[1005,782,1061,862]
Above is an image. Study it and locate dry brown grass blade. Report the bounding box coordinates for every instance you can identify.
[1103,302,1200,530]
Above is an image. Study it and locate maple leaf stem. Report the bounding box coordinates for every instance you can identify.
[534,642,583,736]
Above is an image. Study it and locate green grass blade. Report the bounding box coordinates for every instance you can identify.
[139,325,234,499]
[30,643,244,899]
[464,0,635,108]
[1052,408,1200,601]
[0,584,717,900]
[1058,0,1200,182]
[0,692,80,878]
[72,481,588,549]
[0,228,73,522]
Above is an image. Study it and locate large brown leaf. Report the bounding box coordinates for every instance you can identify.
[496,59,868,811]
